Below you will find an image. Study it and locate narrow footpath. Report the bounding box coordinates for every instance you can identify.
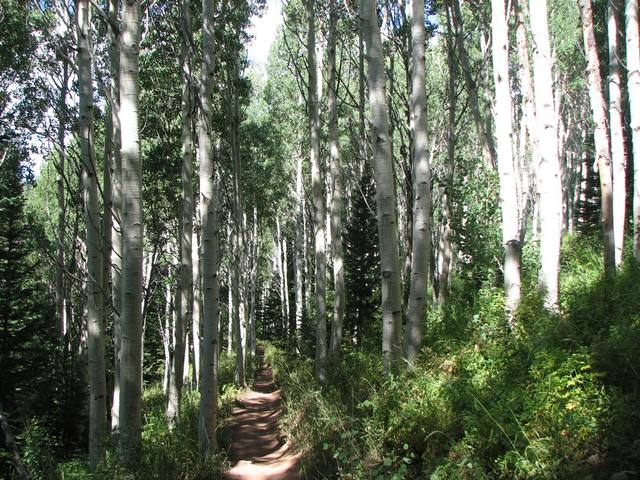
[224,348,301,480]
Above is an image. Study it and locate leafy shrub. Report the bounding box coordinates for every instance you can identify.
[264,235,640,479]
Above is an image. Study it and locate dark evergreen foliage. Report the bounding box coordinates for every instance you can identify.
[344,173,380,350]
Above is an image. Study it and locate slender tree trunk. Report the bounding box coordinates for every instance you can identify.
[162,284,172,395]
[451,0,497,170]
[306,0,327,382]
[77,0,106,467]
[191,227,201,387]
[405,0,430,364]
[294,149,304,353]
[230,53,245,386]
[627,0,640,259]
[119,0,143,464]
[183,331,190,387]
[530,0,562,310]
[439,3,456,303]
[358,17,367,170]
[167,0,194,424]
[248,207,258,360]
[303,193,312,315]
[108,0,122,431]
[514,0,536,242]
[281,228,291,343]
[275,217,288,338]
[579,0,616,275]
[362,0,403,374]
[56,59,68,339]
[328,0,345,361]
[608,0,626,266]
[198,0,220,455]
[491,0,521,318]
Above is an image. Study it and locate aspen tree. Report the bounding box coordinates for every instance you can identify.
[405,0,430,364]
[167,0,194,424]
[119,0,143,463]
[306,0,327,382]
[328,0,345,361]
[608,0,626,266]
[451,0,497,170]
[107,0,122,431]
[625,0,640,259]
[491,0,521,317]
[197,0,220,455]
[530,0,562,310]
[77,0,107,467]
[578,0,616,275]
[362,0,403,373]
[294,148,304,353]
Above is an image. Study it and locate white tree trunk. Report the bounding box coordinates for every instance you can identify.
[492,0,521,318]
[119,0,143,463]
[56,56,68,339]
[405,0,431,364]
[579,0,616,274]
[275,217,287,337]
[198,0,220,455]
[109,0,122,423]
[192,227,201,388]
[328,0,345,361]
[168,0,194,424]
[248,208,258,360]
[452,0,497,170]
[362,0,403,374]
[609,0,626,266]
[530,0,562,310]
[77,0,106,467]
[294,150,304,353]
[307,0,327,382]
[162,284,172,396]
[625,0,640,259]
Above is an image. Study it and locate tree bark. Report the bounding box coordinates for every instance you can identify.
[608,0,626,266]
[107,0,122,432]
[439,2,456,304]
[579,0,616,275]
[306,0,327,382]
[294,149,304,353]
[491,0,521,318]
[248,207,258,360]
[192,226,201,388]
[198,0,220,455]
[118,0,143,464]
[56,58,68,339]
[168,0,194,424]
[627,0,640,259]
[77,0,107,467]
[530,0,562,310]
[451,0,497,170]
[362,0,403,374]
[405,0,430,365]
[328,0,345,362]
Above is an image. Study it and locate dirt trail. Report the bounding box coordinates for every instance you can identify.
[224,349,301,480]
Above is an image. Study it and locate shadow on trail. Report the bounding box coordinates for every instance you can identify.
[224,347,301,480]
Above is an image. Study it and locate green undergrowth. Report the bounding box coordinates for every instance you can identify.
[265,236,640,479]
[52,353,243,479]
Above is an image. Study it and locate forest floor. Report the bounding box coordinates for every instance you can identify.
[224,348,301,480]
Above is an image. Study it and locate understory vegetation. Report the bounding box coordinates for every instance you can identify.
[22,355,242,480]
[265,237,640,480]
